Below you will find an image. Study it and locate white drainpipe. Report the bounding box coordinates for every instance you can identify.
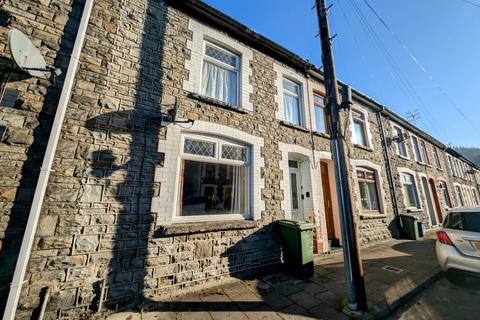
[3,1,94,319]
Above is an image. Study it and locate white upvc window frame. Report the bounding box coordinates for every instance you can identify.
[438,180,452,209]
[350,107,373,149]
[282,77,305,127]
[447,154,454,176]
[174,134,252,223]
[392,125,409,159]
[421,140,431,166]
[433,147,442,169]
[200,40,241,106]
[313,93,329,134]
[399,169,421,210]
[454,183,465,207]
[411,135,424,164]
[471,187,479,206]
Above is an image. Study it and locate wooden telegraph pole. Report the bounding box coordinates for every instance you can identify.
[315,0,367,312]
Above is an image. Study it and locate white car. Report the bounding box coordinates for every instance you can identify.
[436,208,480,274]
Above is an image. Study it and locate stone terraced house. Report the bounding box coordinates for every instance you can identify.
[0,0,479,318]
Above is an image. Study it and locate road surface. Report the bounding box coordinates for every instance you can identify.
[389,271,480,320]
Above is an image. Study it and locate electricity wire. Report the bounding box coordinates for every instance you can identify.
[347,0,449,142]
[459,0,480,9]
[360,0,480,138]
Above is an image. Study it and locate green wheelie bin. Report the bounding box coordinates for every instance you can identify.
[278,220,314,279]
[400,214,424,240]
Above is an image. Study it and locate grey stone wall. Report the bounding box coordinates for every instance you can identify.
[0,0,479,319]
[342,103,398,244]
[0,0,81,314]
[382,119,453,228]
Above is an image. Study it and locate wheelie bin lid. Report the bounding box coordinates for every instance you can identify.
[278,219,314,230]
[399,214,418,221]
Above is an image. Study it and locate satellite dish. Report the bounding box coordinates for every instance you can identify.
[8,28,50,79]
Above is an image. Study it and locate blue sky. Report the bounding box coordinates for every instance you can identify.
[203,0,480,147]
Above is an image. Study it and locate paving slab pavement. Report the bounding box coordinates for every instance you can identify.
[100,234,440,320]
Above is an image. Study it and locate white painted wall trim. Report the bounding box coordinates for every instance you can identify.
[184,18,254,111]
[278,143,328,220]
[153,121,265,225]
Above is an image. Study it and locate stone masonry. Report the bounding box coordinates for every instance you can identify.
[0,0,479,319]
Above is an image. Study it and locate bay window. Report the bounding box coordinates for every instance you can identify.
[178,136,250,219]
[201,42,240,106]
[283,78,302,126]
[401,172,420,209]
[357,168,380,212]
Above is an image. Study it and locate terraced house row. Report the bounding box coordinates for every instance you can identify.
[0,0,479,318]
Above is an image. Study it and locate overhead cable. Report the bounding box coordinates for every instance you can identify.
[360,0,480,138]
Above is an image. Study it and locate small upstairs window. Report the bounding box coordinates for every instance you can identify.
[314,94,329,134]
[433,147,442,169]
[394,126,408,158]
[420,140,431,165]
[447,155,454,175]
[352,109,368,147]
[472,188,479,206]
[438,181,452,208]
[283,78,302,126]
[201,42,240,106]
[411,136,422,163]
[455,185,465,207]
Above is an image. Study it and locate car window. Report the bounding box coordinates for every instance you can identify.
[443,211,480,232]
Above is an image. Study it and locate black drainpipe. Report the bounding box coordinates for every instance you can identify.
[377,108,401,238]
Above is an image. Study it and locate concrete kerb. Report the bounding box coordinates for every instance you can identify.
[356,266,443,320]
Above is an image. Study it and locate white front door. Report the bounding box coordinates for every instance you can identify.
[289,163,303,220]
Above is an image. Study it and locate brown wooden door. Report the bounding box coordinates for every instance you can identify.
[321,162,335,240]
[429,178,443,223]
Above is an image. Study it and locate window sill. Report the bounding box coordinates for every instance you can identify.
[188,92,249,114]
[155,219,258,236]
[359,213,387,219]
[398,155,410,161]
[406,208,423,213]
[279,121,310,133]
[353,144,373,152]
[312,131,331,139]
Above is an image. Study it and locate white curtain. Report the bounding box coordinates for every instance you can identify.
[202,61,238,105]
[284,94,300,125]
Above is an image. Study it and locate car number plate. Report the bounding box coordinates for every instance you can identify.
[475,241,480,250]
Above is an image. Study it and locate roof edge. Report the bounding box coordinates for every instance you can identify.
[168,0,480,170]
